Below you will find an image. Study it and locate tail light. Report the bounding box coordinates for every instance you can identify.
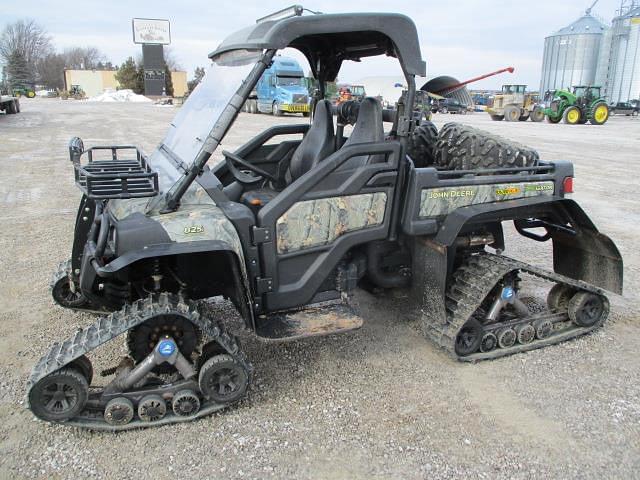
[563,176,574,194]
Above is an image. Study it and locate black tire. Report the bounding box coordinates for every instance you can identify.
[490,114,504,121]
[547,114,561,124]
[434,123,539,171]
[454,318,483,356]
[589,102,609,125]
[6,100,17,114]
[52,274,88,308]
[530,107,545,122]
[441,106,448,114]
[518,113,530,121]
[272,102,282,116]
[504,105,520,122]
[563,106,581,125]
[29,368,88,422]
[568,292,608,327]
[14,99,20,113]
[199,354,249,404]
[250,99,258,114]
[302,111,310,117]
[406,121,438,167]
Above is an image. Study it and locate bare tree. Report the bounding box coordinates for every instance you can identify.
[36,53,65,89]
[163,47,181,71]
[62,46,106,70]
[0,19,52,84]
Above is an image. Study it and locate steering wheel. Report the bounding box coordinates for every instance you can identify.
[222,150,278,185]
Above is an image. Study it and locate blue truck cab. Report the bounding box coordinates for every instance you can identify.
[255,56,310,116]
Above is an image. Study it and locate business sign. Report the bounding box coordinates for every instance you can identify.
[132,18,171,45]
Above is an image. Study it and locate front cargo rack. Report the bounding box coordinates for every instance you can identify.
[69,136,159,200]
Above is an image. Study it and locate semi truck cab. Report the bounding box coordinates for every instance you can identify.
[256,56,310,116]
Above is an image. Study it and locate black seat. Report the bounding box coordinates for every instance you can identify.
[241,100,335,213]
[339,97,385,170]
[286,99,335,182]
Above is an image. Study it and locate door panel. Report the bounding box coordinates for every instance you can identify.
[257,141,400,311]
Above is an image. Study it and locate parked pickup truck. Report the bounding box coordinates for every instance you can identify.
[610,101,639,116]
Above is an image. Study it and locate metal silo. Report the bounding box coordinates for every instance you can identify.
[606,3,640,103]
[539,13,608,95]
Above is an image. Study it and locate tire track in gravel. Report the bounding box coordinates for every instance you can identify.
[457,366,603,465]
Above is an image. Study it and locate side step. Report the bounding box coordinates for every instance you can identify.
[255,302,364,341]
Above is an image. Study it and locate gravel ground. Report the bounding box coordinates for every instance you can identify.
[0,99,638,480]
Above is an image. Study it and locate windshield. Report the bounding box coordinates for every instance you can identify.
[148,50,262,192]
[277,75,304,87]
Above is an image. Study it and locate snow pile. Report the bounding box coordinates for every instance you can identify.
[87,89,151,103]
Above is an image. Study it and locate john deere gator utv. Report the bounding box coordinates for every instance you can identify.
[543,85,609,125]
[27,6,622,431]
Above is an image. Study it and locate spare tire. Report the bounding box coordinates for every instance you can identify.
[434,123,539,171]
[406,121,438,167]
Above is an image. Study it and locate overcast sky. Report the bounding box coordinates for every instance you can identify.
[4,0,624,89]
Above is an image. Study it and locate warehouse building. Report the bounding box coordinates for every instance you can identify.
[64,69,188,98]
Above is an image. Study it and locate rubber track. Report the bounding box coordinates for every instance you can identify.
[423,252,610,362]
[26,292,251,429]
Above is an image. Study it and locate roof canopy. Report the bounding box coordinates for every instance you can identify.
[209,13,426,81]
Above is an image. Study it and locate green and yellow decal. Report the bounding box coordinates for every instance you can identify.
[419,181,555,218]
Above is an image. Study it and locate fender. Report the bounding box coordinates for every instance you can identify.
[433,196,622,294]
[96,240,241,276]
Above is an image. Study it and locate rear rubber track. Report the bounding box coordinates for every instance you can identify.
[423,252,610,362]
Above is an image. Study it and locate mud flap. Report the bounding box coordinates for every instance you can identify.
[409,237,448,328]
[551,200,623,294]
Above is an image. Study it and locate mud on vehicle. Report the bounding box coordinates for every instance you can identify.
[28,7,623,431]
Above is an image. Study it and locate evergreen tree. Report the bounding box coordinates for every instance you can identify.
[115,57,140,91]
[6,50,32,88]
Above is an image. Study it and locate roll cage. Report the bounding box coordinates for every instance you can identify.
[160,8,425,212]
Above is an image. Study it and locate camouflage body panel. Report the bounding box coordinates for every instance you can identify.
[108,186,246,276]
[109,184,215,220]
[419,181,555,218]
[276,192,387,254]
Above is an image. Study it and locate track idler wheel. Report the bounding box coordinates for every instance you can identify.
[516,324,535,344]
[454,318,483,356]
[480,332,497,352]
[172,390,201,417]
[69,355,93,385]
[29,368,89,422]
[199,354,249,404]
[546,284,574,311]
[104,397,135,426]
[534,319,553,339]
[138,394,167,422]
[497,328,517,349]
[568,292,607,327]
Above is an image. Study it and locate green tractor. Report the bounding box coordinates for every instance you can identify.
[11,85,36,99]
[543,86,609,125]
